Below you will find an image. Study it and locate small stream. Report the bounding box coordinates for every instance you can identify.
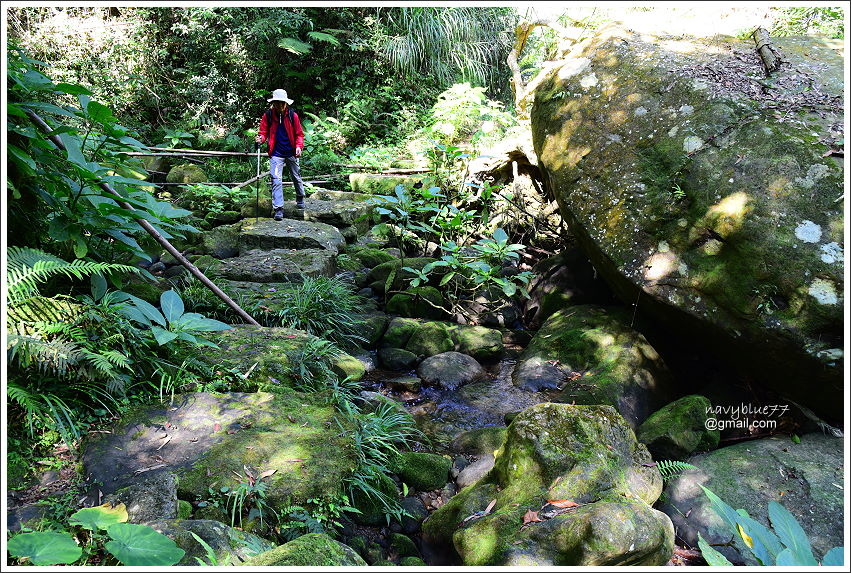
[362,351,559,452]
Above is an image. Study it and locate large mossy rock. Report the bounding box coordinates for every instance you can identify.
[147,519,275,566]
[636,394,719,460]
[386,286,447,320]
[406,321,454,357]
[531,27,844,422]
[82,391,356,509]
[217,248,336,282]
[658,433,844,565]
[422,403,673,565]
[514,305,674,427]
[366,258,439,295]
[450,324,504,362]
[390,452,452,492]
[240,533,367,566]
[238,218,345,253]
[166,163,207,184]
[202,325,365,384]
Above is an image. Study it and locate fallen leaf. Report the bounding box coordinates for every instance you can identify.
[605,445,613,450]
[522,509,542,525]
[259,469,277,479]
[286,458,306,463]
[287,415,296,423]
[484,499,497,515]
[245,446,256,450]
[548,476,562,490]
[214,423,221,432]
[547,499,579,509]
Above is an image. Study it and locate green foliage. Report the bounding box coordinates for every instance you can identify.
[700,485,844,566]
[189,532,219,566]
[7,503,185,566]
[427,82,516,149]
[655,460,698,482]
[271,276,367,349]
[117,289,232,347]
[174,183,252,216]
[158,128,195,148]
[770,6,845,39]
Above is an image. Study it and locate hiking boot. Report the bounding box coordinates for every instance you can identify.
[296,199,305,210]
[273,207,284,221]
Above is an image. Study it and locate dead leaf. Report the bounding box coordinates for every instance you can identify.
[287,415,296,423]
[484,499,497,515]
[259,469,277,479]
[522,509,542,525]
[213,423,221,432]
[155,436,172,451]
[245,446,256,451]
[547,499,579,509]
[548,476,562,491]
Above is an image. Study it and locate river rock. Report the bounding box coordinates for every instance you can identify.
[82,391,356,510]
[378,348,419,370]
[406,321,454,357]
[514,305,675,427]
[450,324,504,362]
[451,427,508,456]
[366,258,439,295]
[352,247,395,268]
[166,163,207,184]
[658,432,844,565]
[531,26,844,423]
[636,394,720,460]
[455,454,495,490]
[147,519,275,566]
[238,218,345,253]
[390,452,452,492]
[380,317,421,348]
[417,352,485,391]
[349,172,428,194]
[422,403,672,565]
[103,472,178,523]
[217,248,336,283]
[386,286,448,320]
[240,533,367,566]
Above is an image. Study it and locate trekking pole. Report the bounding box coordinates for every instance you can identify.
[255,142,261,222]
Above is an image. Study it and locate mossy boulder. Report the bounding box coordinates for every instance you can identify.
[386,286,447,320]
[349,172,428,195]
[238,218,345,253]
[166,163,207,184]
[417,351,485,390]
[361,311,390,348]
[191,254,223,275]
[352,247,396,268]
[405,321,454,357]
[422,403,672,566]
[389,533,420,558]
[83,391,356,522]
[103,472,178,523]
[200,325,364,385]
[451,427,508,456]
[658,433,844,565]
[400,556,427,566]
[148,519,275,566]
[531,27,844,423]
[514,305,674,428]
[201,222,242,259]
[450,324,504,361]
[390,452,452,492]
[636,395,720,460]
[120,279,165,304]
[351,472,399,526]
[380,317,422,348]
[240,533,366,566]
[378,348,419,370]
[217,248,336,282]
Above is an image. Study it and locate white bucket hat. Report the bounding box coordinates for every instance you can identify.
[267,89,294,104]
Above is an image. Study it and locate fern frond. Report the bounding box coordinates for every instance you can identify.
[7,334,82,375]
[656,460,698,482]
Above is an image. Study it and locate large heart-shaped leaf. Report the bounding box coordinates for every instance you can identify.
[105,523,185,566]
[160,289,184,323]
[7,531,82,565]
[70,502,129,531]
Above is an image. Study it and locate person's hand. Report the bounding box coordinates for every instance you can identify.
[255,134,263,144]
[295,147,302,157]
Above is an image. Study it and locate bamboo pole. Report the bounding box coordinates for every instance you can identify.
[24,109,260,326]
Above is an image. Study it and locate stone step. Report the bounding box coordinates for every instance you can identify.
[217,248,336,282]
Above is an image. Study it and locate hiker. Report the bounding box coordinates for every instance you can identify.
[255,89,305,220]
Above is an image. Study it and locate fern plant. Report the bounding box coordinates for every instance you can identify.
[655,460,698,483]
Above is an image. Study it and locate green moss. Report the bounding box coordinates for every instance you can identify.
[390,452,451,491]
[239,533,367,566]
[352,247,395,268]
[405,321,454,357]
[386,286,447,320]
[451,427,508,456]
[636,395,720,459]
[389,533,419,558]
[381,317,421,348]
[350,472,399,526]
[177,499,193,519]
[399,556,426,566]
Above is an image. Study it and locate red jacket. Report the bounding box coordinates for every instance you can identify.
[258,108,304,157]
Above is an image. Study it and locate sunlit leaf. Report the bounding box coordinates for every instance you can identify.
[70,502,129,531]
[278,37,312,54]
[105,523,185,566]
[7,531,82,565]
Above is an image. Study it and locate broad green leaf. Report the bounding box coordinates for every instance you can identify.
[91,274,108,302]
[173,312,231,332]
[735,513,783,565]
[307,30,340,46]
[439,271,456,286]
[492,228,508,243]
[69,502,129,531]
[73,237,88,259]
[697,532,733,566]
[7,531,82,565]
[500,281,517,297]
[776,547,803,566]
[822,547,844,566]
[152,325,179,345]
[768,501,817,565]
[160,289,184,323]
[8,144,36,173]
[55,82,92,95]
[125,294,166,326]
[278,37,312,54]
[105,523,185,566]
[24,101,78,118]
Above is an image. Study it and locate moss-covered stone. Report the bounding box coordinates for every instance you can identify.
[349,172,428,195]
[451,325,504,361]
[636,395,720,460]
[166,163,207,184]
[360,312,390,348]
[378,348,419,371]
[366,258,438,295]
[530,27,843,423]
[240,533,367,566]
[389,533,420,558]
[399,556,426,566]
[451,427,508,456]
[405,321,454,357]
[386,286,447,320]
[120,279,165,304]
[351,472,399,526]
[191,255,223,275]
[177,500,193,519]
[390,452,451,492]
[515,305,674,428]
[148,518,275,566]
[352,247,395,268]
[238,218,345,253]
[423,403,672,565]
[380,317,422,349]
